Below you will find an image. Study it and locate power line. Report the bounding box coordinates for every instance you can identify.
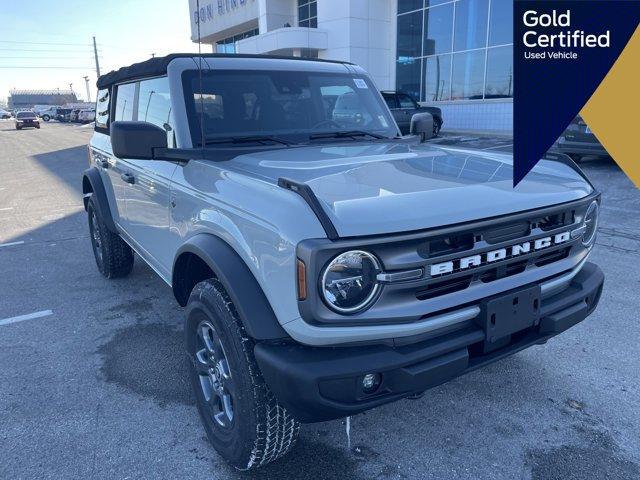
[0,40,92,46]
[0,66,96,69]
[0,48,94,52]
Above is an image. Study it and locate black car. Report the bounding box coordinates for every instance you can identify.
[381,91,443,136]
[556,115,608,161]
[15,111,40,130]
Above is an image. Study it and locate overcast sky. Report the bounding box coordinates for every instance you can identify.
[1,0,201,103]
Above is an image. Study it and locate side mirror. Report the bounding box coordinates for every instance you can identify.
[110,121,167,159]
[410,112,434,142]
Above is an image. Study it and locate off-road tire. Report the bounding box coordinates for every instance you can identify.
[433,119,442,137]
[87,195,133,278]
[186,279,300,470]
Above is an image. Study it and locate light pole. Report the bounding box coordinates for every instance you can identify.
[83,76,91,102]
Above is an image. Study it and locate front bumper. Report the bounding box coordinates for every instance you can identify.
[255,262,604,423]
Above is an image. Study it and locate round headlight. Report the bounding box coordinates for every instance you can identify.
[582,200,599,247]
[321,250,381,314]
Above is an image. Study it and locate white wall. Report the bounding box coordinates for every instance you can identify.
[317,0,394,90]
[189,0,260,43]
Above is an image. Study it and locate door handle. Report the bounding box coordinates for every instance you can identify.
[96,158,109,169]
[121,172,136,184]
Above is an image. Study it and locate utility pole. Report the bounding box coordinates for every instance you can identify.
[150,53,155,58]
[93,36,101,77]
[83,76,91,102]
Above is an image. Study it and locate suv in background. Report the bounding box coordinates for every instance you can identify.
[40,106,59,122]
[85,54,603,470]
[56,108,73,122]
[0,109,11,119]
[556,115,608,162]
[381,91,443,136]
[14,110,40,129]
[78,109,96,123]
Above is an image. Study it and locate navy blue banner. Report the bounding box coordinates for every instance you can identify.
[513,0,640,186]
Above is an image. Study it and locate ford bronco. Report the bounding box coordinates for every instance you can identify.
[84,54,603,470]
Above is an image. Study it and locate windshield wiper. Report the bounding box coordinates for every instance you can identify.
[204,135,294,146]
[308,130,388,141]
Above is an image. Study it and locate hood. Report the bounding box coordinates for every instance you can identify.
[225,142,593,238]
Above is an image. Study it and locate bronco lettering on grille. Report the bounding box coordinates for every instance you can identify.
[429,231,571,277]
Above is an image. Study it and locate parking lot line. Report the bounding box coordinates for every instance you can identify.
[0,241,25,248]
[0,310,53,327]
[0,207,14,212]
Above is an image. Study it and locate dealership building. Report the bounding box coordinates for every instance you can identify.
[188,0,513,132]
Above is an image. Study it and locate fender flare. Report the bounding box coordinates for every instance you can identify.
[82,167,117,232]
[173,234,288,341]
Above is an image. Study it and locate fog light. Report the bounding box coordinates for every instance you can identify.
[362,373,381,394]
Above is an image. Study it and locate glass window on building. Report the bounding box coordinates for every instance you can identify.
[397,0,513,102]
[138,77,175,147]
[488,0,513,46]
[454,0,489,51]
[423,3,454,55]
[397,10,423,59]
[396,58,422,100]
[424,54,451,101]
[398,0,423,14]
[451,49,485,100]
[215,28,259,53]
[484,45,513,98]
[298,0,317,28]
[114,82,136,121]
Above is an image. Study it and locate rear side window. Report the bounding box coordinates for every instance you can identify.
[382,94,398,109]
[398,94,416,109]
[138,77,175,147]
[114,82,136,121]
[95,88,110,129]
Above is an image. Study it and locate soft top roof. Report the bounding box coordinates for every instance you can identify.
[96,53,353,89]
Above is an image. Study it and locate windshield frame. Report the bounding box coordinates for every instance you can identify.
[181,69,399,147]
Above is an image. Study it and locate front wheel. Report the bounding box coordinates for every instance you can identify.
[42,115,50,122]
[433,119,442,137]
[186,279,299,470]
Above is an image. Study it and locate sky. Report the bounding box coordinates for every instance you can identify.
[0,0,201,104]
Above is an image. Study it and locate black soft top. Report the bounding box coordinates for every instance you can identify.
[96,53,353,89]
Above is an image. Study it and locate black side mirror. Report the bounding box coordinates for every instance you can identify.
[410,113,434,142]
[110,121,167,159]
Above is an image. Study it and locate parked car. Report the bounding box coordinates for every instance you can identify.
[381,91,443,136]
[55,108,73,122]
[556,115,608,161]
[69,109,82,122]
[0,109,11,119]
[14,110,40,129]
[39,106,59,122]
[78,109,96,123]
[85,54,602,470]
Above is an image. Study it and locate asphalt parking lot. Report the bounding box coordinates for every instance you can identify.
[1,121,639,480]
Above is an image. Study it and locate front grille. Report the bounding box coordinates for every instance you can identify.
[408,207,587,302]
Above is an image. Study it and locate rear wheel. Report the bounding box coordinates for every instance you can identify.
[42,115,50,122]
[87,196,133,278]
[186,279,299,470]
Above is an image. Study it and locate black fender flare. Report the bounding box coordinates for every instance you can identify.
[82,167,117,232]
[173,234,288,341]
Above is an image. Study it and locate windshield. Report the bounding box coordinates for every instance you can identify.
[183,70,398,146]
[17,112,35,119]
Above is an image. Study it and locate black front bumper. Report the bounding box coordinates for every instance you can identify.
[255,262,604,423]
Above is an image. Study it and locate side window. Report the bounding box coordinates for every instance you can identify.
[95,88,110,129]
[398,94,417,109]
[137,77,175,146]
[383,94,398,109]
[114,82,136,121]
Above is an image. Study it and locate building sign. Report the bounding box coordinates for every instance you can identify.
[194,0,254,24]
